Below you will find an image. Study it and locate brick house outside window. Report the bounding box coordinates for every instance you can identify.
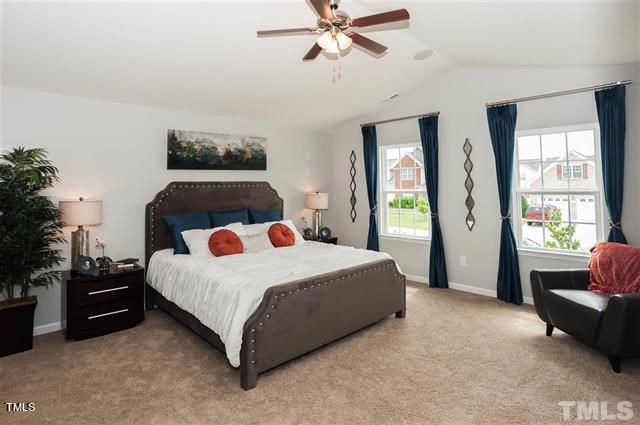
[389,152,424,190]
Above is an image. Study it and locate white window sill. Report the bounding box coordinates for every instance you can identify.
[517,248,590,262]
[380,234,430,244]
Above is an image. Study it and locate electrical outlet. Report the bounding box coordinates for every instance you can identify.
[459,255,467,266]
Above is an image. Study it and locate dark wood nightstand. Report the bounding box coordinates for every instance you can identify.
[303,236,338,245]
[62,265,145,340]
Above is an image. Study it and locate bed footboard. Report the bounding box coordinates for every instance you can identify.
[239,259,405,390]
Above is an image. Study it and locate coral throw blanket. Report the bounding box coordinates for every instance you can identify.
[588,242,640,294]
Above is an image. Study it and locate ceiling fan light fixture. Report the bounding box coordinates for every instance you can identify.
[317,31,335,50]
[257,3,410,61]
[335,31,352,50]
[324,40,339,54]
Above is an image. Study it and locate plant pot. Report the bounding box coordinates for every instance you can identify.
[0,296,37,357]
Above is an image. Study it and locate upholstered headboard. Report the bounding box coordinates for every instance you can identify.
[145,181,283,265]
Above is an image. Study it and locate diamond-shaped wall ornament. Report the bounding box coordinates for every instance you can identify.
[349,150,357,223]
[463,139,475,231]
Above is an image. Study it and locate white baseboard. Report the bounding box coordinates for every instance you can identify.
[404,274,534,305]
[404,273,428,284]
[33,321,63,336]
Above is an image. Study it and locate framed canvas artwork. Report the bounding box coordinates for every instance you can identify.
[167,129,267,170]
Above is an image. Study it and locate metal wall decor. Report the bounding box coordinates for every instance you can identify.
[463,138,475,231]
[349,150,357,222]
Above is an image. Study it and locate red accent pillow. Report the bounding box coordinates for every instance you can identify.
[268,223,296,248]
[208,229,243,257]
[588,242,640,294]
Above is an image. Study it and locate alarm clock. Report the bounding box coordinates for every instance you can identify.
[77,256,97,276]
[319,227,332,240]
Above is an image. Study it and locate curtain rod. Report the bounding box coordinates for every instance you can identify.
[485,80,632,108]
[360,111,440,128]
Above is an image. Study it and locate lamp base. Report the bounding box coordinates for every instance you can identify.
[314,210,323,238]
[70,227,90,269]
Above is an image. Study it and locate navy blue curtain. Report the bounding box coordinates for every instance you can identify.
[362,125,379,251]
[595,85,627,244]
[487,104,523,305]
[419,116,449,288]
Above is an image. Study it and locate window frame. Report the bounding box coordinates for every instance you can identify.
[513,123,606,257]
[378,142,430,241]
[401,168,415,181]
[561,164,583,180]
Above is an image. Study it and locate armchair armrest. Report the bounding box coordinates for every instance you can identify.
[596,294,640,357]
[530,269,590,323]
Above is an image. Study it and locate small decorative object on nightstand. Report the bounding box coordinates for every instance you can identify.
[95,237,113,270]
[63,264,145,340]
[76,255,96,276]
[319,226,332,240]
[300,216,314,239]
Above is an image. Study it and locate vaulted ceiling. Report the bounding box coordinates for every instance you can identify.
[2,1,638,132]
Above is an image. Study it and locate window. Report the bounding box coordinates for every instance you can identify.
[514,124,604,254]
[401,168,415,181]
[379,144,429,238]
[562,164,583,179]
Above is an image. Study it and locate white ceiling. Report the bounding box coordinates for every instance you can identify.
[2,1,638,132]
[383,0,639,67]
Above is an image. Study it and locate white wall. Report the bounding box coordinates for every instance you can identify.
[327,64,640,301]
[0,86,331,330]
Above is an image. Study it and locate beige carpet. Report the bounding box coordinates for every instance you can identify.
[1,282,638,425]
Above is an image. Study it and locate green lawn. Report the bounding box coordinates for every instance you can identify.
[387,208,429,232]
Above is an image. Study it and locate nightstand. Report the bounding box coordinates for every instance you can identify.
[303,236,338,245]
[62,265,145,340]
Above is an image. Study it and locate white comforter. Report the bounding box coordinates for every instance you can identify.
[146,242,395,367]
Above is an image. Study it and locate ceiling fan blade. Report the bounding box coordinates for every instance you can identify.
[308,0,334,20]
[303,43,323,61]
[257,28,316,37]
[351,9,410,28]
[348,33,387,55]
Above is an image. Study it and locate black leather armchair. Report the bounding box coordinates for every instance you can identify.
[530,269,640,373]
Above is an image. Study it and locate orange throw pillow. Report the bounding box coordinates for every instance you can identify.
[208,229,243,257]
[268,223,296,248]
[588,242,640,294]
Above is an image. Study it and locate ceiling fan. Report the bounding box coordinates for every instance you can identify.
[256,0,410,61]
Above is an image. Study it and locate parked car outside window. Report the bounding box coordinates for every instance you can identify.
[525,205,558,225]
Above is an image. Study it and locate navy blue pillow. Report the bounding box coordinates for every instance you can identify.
[249,208,283,224]
[208,208,249,227]
[162,212,211,255]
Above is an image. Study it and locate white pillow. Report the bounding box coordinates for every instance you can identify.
[232,222,266,236]
[239,231,274,254]
[181,223,243,257]
[264,219,305,245]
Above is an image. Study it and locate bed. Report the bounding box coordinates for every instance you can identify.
[145,181,406,390]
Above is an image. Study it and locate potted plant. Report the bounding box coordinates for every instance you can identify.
[95,238,112,271]
[0,148,65,357]
[300,216,313,239]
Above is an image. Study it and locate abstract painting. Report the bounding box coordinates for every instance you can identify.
[167,129,267,170]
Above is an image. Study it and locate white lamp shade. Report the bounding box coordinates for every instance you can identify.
[317,31,334,50]
[335,31,352,50]
[305,192,329,210]
[59,199,102,226]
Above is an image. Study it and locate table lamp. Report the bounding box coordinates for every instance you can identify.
[59,197,102,269]
[304,192,329,238]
